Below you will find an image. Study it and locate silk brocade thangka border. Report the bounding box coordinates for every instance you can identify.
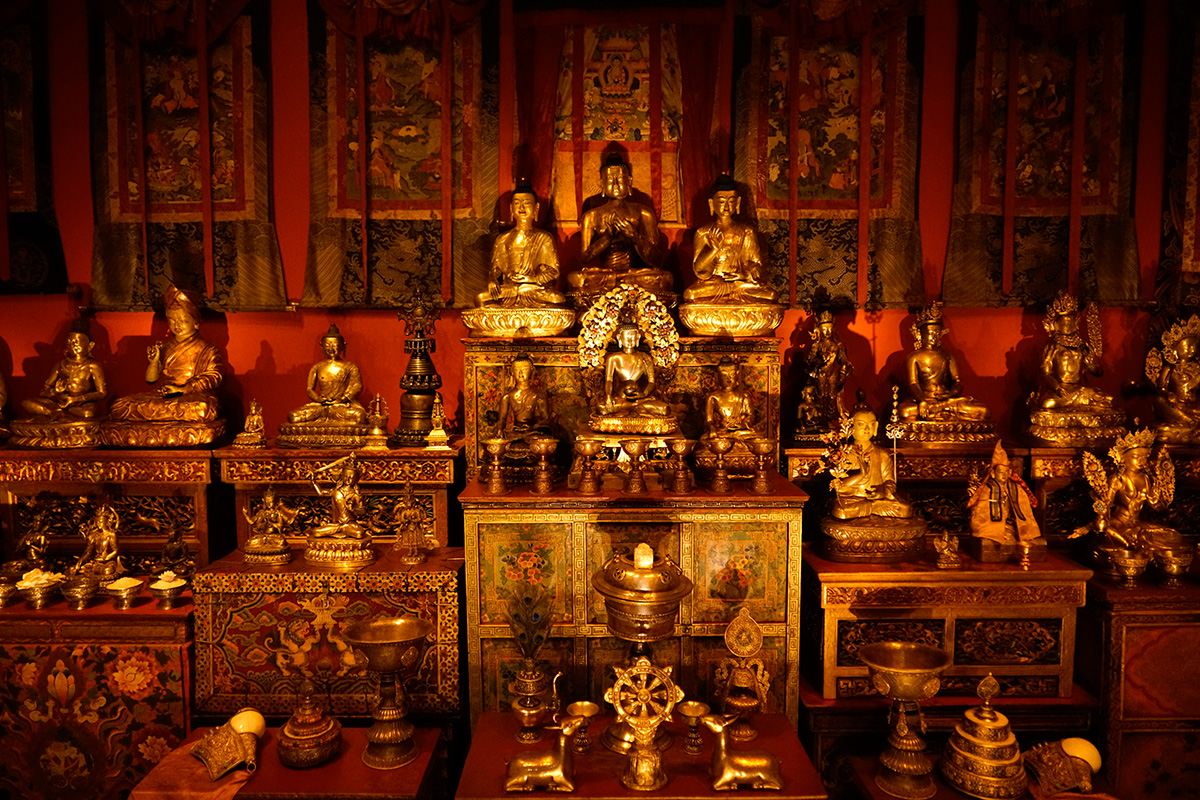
[736,16,922,309]
[942,11,1139,307]
[90,13,286,310]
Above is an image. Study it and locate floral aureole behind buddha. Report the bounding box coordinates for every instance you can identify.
[277,325,369,449]
[819,407,926,562]
[462,179,574,338]
[101,283,225,447]
[679,175,784,337]
[11,318,109,448]
[567,153,674,311]
[578,284,679,436]
[1072,429,1189,582]
[695,356,759,478]
[1027,291,1125,447]
[795,310,853,440]
[897,302,993,444]
[1146,314,1200,444]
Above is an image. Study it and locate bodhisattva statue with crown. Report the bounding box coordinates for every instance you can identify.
[679,175,784,337]
[1072,428,1190,581]
[897,302,993,444]
[567,154,674,310]
[304,453,374,569]
[277,325,369,448]
[1145,314,1200,444]
[820,405,926,562]
[11,320,109,448]
[462,179,575,337]
[101,283,225,447]
[578,284,679,437]
[795,310,854,440]
[1028,291,1125,446]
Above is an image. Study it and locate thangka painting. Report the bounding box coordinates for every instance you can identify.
[90,12,286,309]
[0,9,67,294]
[943,11,1138,306]
[737,17,921,308]
[550,24,684,227]
[304,13,490,307]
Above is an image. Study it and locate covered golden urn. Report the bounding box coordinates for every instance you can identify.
[277,679,343,769]
[591,543,693,642]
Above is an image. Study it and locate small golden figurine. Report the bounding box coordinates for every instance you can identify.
[696,357,758,478]
[278,325,368,448]
[568,153,673,309]
[243,486,299,565]
[796,310,853,439]
[1146,314,1200,443]
[897,303,992,443]
[1028,291,1125,446]
[713,608,771,742]
[701,714,784,791]
[303,454,374,569]
[463,179,574,338]
[425,392,452,449]
[605,657,685,791]
[362,394,391,450]
[1073,428,1188,582]
[71,503,123,582]
[11,320,108,448]
[151,524,194,578]
[679,175,783,337]
[503,714,585,793]
[966,441,1046,563]
[102,283,225,446]
[387,482,436,565]
[820,407,926,562]
[232,398,268,449]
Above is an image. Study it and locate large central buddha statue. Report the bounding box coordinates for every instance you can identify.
[277,325,369,448]
[567,154,673,308]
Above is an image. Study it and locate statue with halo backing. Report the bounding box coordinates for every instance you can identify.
[462,178,574,338]
[1027,291,1125,446]
[1145,313,1200,443]
[11,319,108,448]
[679,174,784,337]
[102,283,225,447]
[277,325,368,448]
[897,302,993,444]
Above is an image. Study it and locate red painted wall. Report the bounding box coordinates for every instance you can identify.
[0,0,1164,442]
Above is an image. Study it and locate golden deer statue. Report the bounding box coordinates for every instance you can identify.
[504,714,585,792]
[702,713,784,791]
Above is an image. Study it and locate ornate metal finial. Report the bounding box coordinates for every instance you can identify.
[397,293,441,338]
[977,673,1000,721]
[725,607,763,659]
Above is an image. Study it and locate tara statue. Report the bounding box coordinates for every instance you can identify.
[11,319,108,448]
[897,303,992,443]
[277,325,368,448]
[102,283,225,446]
[462,179,574,338]
[679,175,784,337]
[1146,314,1200,444]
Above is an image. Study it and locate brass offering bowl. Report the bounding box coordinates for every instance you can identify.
[677,701,710,755]
[108,580,144,610]
[342,616,433,769]
[665,437,696,495]
[1154,548,1193,587]
[706,435,734,494]
[0,580,19,607]
[566,701,600,754]
[61,575,99,610]
[20,581,60,610]
[619,439,651,495]
[574,437,606,495]
[528,436,559,494]
[1106,547,1151,587]
[747,437,777,495]
[149,581,187,610]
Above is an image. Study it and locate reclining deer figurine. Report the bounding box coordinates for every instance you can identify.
[504,714,585,792]
[702,713,783,791]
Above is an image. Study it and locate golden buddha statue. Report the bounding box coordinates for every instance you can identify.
[595,323,674,430]
[696,356,758,477]
[966,441,1045,562]
[1028,291,1124,446]
[820,408,925,562]
[679,175,784,337]
[796,310,853,438]
[277,325,369,448]
[11,321,109,448]
[1073,429,1187,577]
[463,180,574,337]
[71,503,123,582]
[243,487,299,565]
[102,283,225,447]
[488,354,553,482]
[1146,314,1200,444]
[568,154,673,308]
[897,303,992,443]
[304,454,374,569]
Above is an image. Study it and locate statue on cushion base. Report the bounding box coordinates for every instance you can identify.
[965,441,1046,563]
[897,303,993,444]
[567,153,674,310]
[101,284,225,447]
[820,407,926,563]
[243,487,299,565]
[11,320,108,449]
[679,175,784,337]
[462,179,574,338]
[1146,314,1200,444]
[489,355,553,483]
[277,325,368,448]
[1028,291,1125,447]
[304,454,375,570]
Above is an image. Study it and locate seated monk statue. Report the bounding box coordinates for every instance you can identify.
[287,325,367,425]
[685,175,780,304]
[568,153,672,297]
[598,323,672,419]
[477,180,567,308]
[828,409,914,520]
[21,322,107,420]
[109,284,222,424]
[703,356,757,441]
[968,441,1041,545]
[897,303,990,424]
[498,355,550,439]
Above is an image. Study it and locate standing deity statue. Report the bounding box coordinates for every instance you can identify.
[1146,314,1200,443]
[796,311,853,437]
